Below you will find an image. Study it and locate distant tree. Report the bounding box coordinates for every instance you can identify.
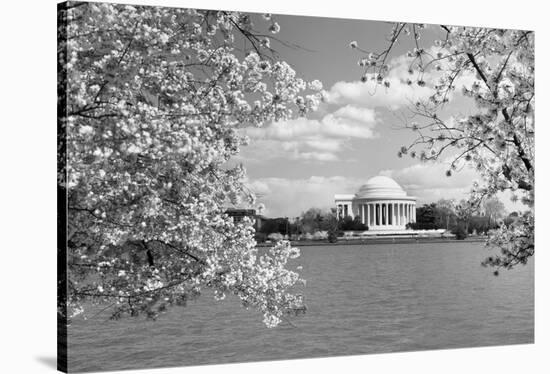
[351,24,534,272]
[338,216,367,231]
[259,217,292,236]
[453,223,468,240]
[327,230,338,243]
[324,210,339,243]
[483,197,506,227]
[299,208,325,233]
[454,199,478,238]
[436,199,457,231]
[296,207,338,235]
[412,203,439,230]
[469,216,491,235]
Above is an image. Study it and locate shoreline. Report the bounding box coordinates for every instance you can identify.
[257,236,488,247]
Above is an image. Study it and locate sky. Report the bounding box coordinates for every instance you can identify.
[229,13,522,218]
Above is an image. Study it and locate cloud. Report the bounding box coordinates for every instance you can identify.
[246,165,479,218]
[246,159,524,218]
[239,104,378,162]
[328,79,431,110]
[380,161,526,213]
[244,106,377,141]
[246,176,365,217]
[247,165,479,218]
[379,161,480,204]
[327,49,477,110]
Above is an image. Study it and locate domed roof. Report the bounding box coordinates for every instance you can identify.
[355,175,407,199]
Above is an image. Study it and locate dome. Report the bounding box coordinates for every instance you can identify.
[355,175,407,199]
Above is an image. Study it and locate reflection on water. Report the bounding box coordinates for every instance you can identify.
[68,242,534,372]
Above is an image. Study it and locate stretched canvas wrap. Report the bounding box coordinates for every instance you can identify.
[57,1,534,372]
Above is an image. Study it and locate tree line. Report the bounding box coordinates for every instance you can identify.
[256,197,513,241]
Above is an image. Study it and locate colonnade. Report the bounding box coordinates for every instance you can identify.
[336,201,416,228]
[336,203,353,219]
[360,201,415,228]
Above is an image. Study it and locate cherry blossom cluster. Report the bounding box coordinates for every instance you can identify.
[60,3,321,326]
[351,24,534,270]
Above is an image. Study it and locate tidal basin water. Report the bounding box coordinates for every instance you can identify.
[67,242,534,372]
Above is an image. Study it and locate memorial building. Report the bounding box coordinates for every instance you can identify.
[335,176,416,231]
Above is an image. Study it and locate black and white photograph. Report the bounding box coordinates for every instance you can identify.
[55,1,537,372]
[4,0,544,373]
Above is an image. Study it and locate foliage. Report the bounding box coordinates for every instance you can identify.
[258,217,292,236]
[327,230,338,243]
[435,199,457,230]
[338,216,367,231]
[312,231,328,240]
[351,24,534,272]
[452,223,468,240]
[59,3,325,327]
[482,196,506,225]
[410,199,500,234]
[297,208,329,233]
[411,203,439,230]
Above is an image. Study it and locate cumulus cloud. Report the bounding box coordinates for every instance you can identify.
[247,165,479,218]
[379,161,480,204]
[246,165,478,218]
[327,49,477,110]
[239,104,378,162]
[246,159,523,218]
[244,106,377,140]
[246,176,365,217]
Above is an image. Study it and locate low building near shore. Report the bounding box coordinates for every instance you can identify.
[225,208,266,231]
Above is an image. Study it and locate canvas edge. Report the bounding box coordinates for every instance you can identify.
[57,1,70,372]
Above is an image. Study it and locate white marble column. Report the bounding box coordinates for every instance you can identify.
[369,204,372,226]
[396,203,399,225]
[393,203,399,226]
[367,204,371,226]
